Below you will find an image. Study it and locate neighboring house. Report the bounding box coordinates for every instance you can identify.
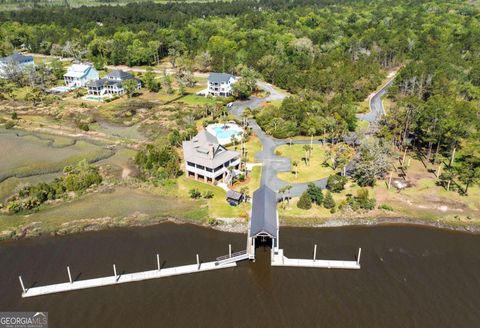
[86,70,141,96]
[226,189,244,206]
[207,72,235,97]
[183,130,240,184]
[0,53,34,78]
[64,63,99,88]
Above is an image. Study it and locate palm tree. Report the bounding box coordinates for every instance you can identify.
[292,160,299,179]
[303,145,311,165]
[240,186,249,202]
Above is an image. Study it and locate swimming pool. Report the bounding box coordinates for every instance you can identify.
[206,123,244,145]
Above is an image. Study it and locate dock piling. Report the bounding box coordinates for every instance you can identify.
[313,244,317,262]
[357,248,362,265]
[113,264,118,281]
[156,254,161,271]
[229,244,232,258]
[67,266,72,284]
[196,254,200,270]
[19,276,26,293]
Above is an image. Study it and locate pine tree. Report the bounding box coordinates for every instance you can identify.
[297,191,312,210]
[323,191,336,209]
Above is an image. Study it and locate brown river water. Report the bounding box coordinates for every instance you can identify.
[0,222,479,327]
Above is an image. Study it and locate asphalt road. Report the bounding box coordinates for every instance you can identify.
[229,78,394,198]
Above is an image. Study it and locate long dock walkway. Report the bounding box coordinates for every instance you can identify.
[21,259,236,298]
[271,248,361,270]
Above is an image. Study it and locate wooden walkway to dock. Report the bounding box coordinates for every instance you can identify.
[21,258,236,298]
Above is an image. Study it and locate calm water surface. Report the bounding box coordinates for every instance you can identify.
[1,223,479,327]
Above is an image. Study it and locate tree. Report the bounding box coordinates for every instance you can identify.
[327,174,347,193]
[306,183,323,205]
[50,59,65,80]
[189,188,202,199]
[143,68,160,92]
[195,51,212,72]
[352,137,392,187]
[323,191,336,209]
[240,186,249,202]
[297,191,312,210]
[292,160,299,179]
[455,138,480,194]
[25,88,45,106]
[123,79,138,98]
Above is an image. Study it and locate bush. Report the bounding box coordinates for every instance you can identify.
[306,183,323,205]
[189,188,202,199]
[5,121,15,129]
[297,191,312,209]
[11,112,18,120]
[379,203,394,211]
[202,190,214,199]
[323,191,336,209]
[78,123,90,131]
[327,174,347,193]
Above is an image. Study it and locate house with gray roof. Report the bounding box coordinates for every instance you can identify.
[183,130,240,184]
[86,70,141,96]
[207,72,235,97]
[0,53,34,78]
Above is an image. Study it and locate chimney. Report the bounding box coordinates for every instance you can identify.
[208,145,215,159]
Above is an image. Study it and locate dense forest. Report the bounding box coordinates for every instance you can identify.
[1,0,479,190]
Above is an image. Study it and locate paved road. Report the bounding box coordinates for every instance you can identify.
[229,78,394,198]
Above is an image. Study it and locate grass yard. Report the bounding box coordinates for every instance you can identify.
[176,94,218,106]
[227,135,263,163]
[276,143,336,183]
[232,166,262,197]
[176,175,250,219]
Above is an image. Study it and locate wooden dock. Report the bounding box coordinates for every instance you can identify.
[20,257,236,298]
[271,247,361,270]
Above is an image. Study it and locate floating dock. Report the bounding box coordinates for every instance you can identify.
[271,247,361,270]
[20,255,236,298]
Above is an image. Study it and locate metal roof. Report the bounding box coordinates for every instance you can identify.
[64,64,93,78]
[250,185,278,238]
[105,70,134,81]
[0,53,33,64]
[208,72,235,84]
[226,189,243,201]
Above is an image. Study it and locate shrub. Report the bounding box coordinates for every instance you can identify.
[306,183,323,205]
[11,112,18,120]
[379,203,394,211]
[5,121,15,129]
[78,123,90,131]
[297,191,312,209]
[189,188,202,199]
[202,190,214,199]
[327,174,347,193]
[323,191,336,209]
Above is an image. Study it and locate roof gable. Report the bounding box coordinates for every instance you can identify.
[208,72,235,84]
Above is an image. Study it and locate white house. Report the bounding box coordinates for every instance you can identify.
[183,130,240,184]
[0,53,35,78]
[207,72,235,97]
[64,64,99,88]
[86,70,141,96]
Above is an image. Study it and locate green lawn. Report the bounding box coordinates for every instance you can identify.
[232,166,262,197]
[276,144,336,183]
[176,94,218,106]
[227,135,263,163]
[176,175,250,219]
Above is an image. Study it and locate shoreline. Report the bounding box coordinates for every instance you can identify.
[2,213,480,244]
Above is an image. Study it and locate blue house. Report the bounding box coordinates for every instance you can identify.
[64,63,99,88]
[0,53,35,78]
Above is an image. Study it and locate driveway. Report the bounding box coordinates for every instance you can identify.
[229,78,394,199]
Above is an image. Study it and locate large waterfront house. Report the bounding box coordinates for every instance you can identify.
[0,53,34,78]
[64,63,99,88]
[86,70,141,96]
[183,130,240,184]
[207,73,235,97]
